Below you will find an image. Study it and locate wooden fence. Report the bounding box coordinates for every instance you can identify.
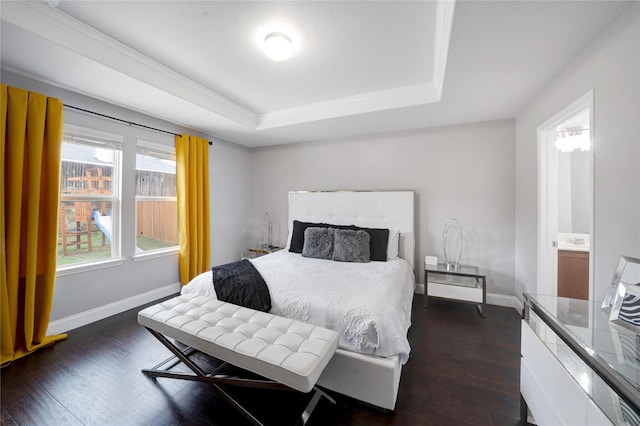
[136,199,178,243]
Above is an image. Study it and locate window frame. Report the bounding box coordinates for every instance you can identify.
[56,124,123,273]
[134,139,179,259]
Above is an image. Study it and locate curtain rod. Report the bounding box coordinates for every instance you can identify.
[64,104,213,145]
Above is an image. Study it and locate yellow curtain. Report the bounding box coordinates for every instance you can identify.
[176,134,210,285]
[1,84,67,366]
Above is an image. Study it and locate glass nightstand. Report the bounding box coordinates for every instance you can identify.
[240,246,282,260]
[424,263,486,317]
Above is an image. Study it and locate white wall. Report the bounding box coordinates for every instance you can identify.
[248,120,516,298]
[557,152,573,232]
[570,151,592,234]
[515,3,640,301]
[557,150,592,234]
[210,138,252,266]
[1,71,252,329]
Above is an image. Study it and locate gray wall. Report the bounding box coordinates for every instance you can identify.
[210,138,252,266]
[569,151,592,234]
[557,150,592,234]
[515,3,640,301]
[248,120,517,298]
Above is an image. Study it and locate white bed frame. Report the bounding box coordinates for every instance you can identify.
[287,190,415,411]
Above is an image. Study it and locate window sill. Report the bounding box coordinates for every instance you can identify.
[132,247,179,263]
[56,258,126,277]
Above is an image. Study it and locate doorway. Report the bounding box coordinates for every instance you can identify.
[537,90,594,299]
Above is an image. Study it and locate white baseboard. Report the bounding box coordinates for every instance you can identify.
[47,282,181,335]
[415,283,523,314]
[487,293,523,313]
[50,282,521,335]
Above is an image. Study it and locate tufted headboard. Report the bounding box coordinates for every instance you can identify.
[287,191,415,269]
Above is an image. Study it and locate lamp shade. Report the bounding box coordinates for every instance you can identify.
[264,32,293,61]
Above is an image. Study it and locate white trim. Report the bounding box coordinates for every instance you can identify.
[433,0,456,98]
[135,196,177,202]
[1,0,256,128]
[56,258,126,277]
[64,123,124,144]
[46,282,181,334]
[258,82,440,130]
[3,1,456,132]
[111,147,123,258]
[132,247,179,262]
[57,134,123,268]
[136,138,175,156]
[537,125,558,296]
[487,293,523,312]
[536,90,595,299]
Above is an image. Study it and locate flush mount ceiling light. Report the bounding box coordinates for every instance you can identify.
[263,32,293,61]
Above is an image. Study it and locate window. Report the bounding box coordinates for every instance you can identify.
[57,125,122,268]
[135,140,178,253]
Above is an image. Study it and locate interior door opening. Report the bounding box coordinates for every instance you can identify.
[537,90,594,300]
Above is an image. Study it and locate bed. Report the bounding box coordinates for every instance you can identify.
[182,190,416,410]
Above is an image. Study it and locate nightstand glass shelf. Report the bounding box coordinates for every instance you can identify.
[240,246,282,260]
[424,263,486,317]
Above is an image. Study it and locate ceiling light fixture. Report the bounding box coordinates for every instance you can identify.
[263,32,293,61]
[556,128,591,152]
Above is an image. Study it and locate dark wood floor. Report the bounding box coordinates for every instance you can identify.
[2,296,523,426]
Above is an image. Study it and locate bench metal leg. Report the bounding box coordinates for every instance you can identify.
[142,327,335,425]
[300,387,335,425]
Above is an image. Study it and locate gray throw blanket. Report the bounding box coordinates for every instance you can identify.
[212,259,271,312]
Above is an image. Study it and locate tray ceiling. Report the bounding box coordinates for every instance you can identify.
[0,1,631,147]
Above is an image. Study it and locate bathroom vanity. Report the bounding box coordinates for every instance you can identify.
[557,233,590,300]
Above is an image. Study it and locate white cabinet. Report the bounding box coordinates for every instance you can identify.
[521,320,606,425]
[521,294,639,425]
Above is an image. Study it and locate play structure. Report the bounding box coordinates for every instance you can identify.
[92,210,112,243]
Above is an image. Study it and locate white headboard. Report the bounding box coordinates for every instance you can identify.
[287,191,415,269]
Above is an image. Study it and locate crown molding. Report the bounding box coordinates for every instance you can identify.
[258,82,440,130]
[1,0,257,129]
[2,0,455,133]
[1,65,200,133]
[433,0,456,98]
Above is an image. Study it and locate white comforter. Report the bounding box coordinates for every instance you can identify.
[181,250,415,364]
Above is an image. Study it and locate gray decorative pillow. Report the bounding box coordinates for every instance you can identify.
[333,229,371,263]
[302,227,335,260]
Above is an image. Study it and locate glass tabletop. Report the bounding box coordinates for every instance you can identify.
[425,263,485,278]
[524,293,640,408]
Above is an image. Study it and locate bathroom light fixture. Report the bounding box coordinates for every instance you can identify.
[263,32,293,61]
[556,128,590,152]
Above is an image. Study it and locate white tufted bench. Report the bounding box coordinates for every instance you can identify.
[138,293,338,425]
